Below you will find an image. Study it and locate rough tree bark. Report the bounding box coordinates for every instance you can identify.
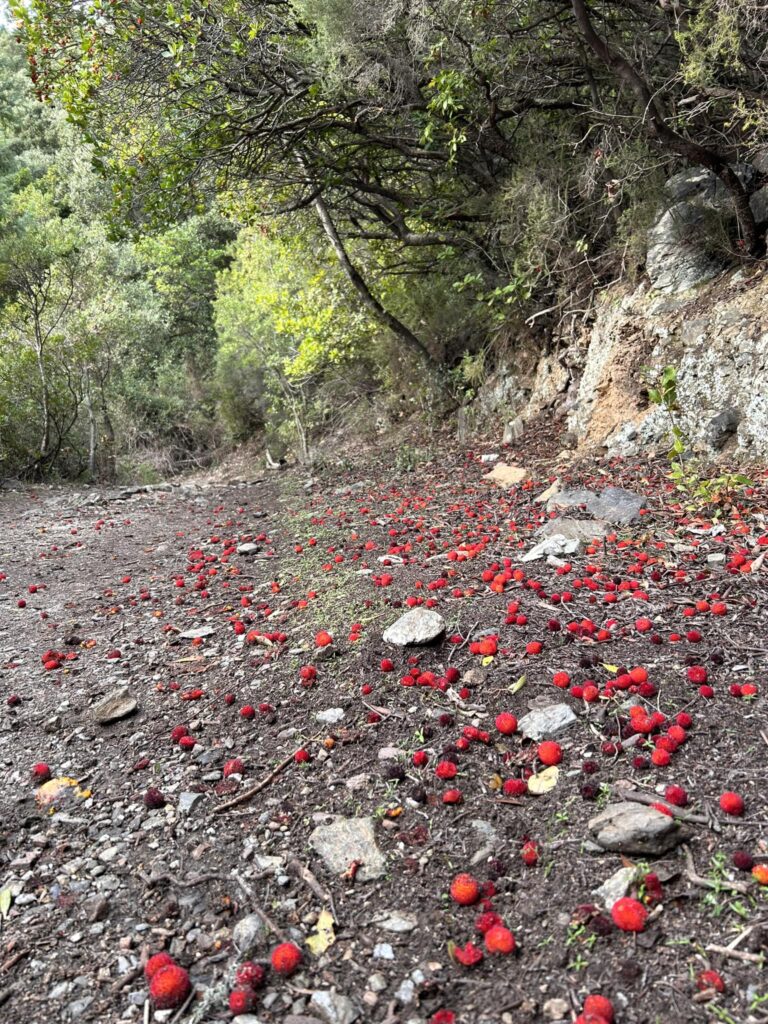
[571,0,764,257]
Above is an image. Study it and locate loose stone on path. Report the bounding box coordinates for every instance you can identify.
[382,608,445,646]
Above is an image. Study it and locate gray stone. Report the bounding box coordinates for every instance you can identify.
[310,817,386,881]
[518,703,577,741]
[375,910,418,933]
[647,198,724,294]
[750,184,768,225]
[178,792,204,816]
[394,979,416,1004]
[503,417,525,443]
[316,708,345,725]
[236,543,260,555]
[309,990,360,1024]
[232,912,267,954]
[593,866,636,909]
[383,609,445,646]
[706,408,740,450]
[373,944,395,960]
[92,687,138,725]
[233,1017,265,1024]
[588,802,683,855]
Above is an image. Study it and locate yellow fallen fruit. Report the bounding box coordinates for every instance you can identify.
[35,777,91,809]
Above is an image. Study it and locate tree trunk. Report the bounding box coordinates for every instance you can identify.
[85,368,97,478]
[309,191,439,369]
[99,385,116,481]
[571,0,764,257]
[33,335,50,461]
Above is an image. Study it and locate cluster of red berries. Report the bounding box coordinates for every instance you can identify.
[145,953,191,1010]
[448,873,516,966]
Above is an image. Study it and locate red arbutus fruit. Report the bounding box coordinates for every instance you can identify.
[412,750,428,768]
[664,784,688,806]
[430,1010,456,1024]
[229,987,259,1013]
[732,850,754,871]
[294,748,310,763]
[503,779,528,796]
[583,994,614,1022]
[450,873,481,906]
[484,924,516,954]
[235,961,266,988]
[537,741,562,766]
[239,705,256,720]
[696,969,725,993]
[435,760,458,780]
[752,864,768,885]
[31,762,51,783]
[610,896,648,932]
[474,911,503,934]
[521,840,539,866]
[315,630,333,647]
[442,788,462,804]
[223,758,244,778]
[170,725,189,744]
[270,942,302,975]
[452,941,483,967]
[495,712,517,735]
[178,735,196,751]
[149,964,192,1009]
[144,952,175,981]
[143,787,166,809]
[719,791,745,816]
[687,665,707,684]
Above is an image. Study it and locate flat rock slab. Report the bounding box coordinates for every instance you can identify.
[92,687,138,725]
[588,802,683,855]
[483,462,530,488]
[310,817,386,881]
[548,486,644,525]
[383,608,445,646]
[518,703,577,741]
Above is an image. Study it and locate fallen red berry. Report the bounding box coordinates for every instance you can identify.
[149,964,191,1009]
[144,952,175,981]
[31,762,51,783]
[719,791,745,816]
[537,741,562,766]
[664,785,688,807]
[223,758,244,777]
[583,994,614,1022]
[271,942,302,975]
[732,850,754,871]
[696,969,725,992]
[495,712,517,735]
[229,986,259,1013]
[484,924,515,954]
[450,873,481,906]
[452,941,483,967]
[610,896,647,932]
[143,787,166,809]
[234,961,266,988]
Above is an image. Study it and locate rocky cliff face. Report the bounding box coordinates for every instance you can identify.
[468,169,768,460]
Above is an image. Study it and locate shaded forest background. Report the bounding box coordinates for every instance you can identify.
[1,1,767,480]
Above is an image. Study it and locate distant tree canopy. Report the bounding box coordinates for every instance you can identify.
[2,2,767,475]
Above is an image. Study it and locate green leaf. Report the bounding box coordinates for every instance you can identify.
[509,674,526,694]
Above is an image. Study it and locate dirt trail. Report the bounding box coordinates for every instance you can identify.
[1,439,767,1024]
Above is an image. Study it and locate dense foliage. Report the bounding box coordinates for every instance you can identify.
[2,1,767,476]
